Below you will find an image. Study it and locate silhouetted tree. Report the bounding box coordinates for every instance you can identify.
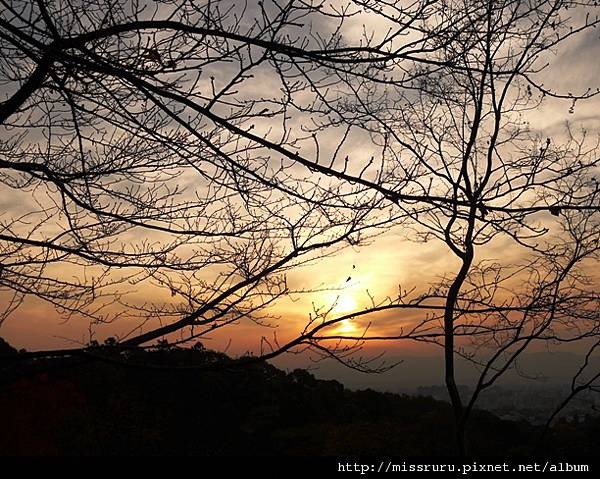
[1,0,422,345]
[3,0,600,457]
[252,0,600,455]
[1,0,495,349]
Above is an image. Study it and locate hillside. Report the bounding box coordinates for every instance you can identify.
[0,339,597,456]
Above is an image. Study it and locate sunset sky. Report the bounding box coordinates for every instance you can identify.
[2,0,600,378]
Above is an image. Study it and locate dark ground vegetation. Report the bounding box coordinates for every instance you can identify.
[0,338,596,456]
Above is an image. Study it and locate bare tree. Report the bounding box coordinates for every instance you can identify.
[0,0,395,348]
[2,0,474,355]
[2,0,600,456]
[261,0,600,454]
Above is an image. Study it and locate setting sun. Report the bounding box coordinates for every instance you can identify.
[330,294,360,334]
[336,319,356,334]
[332,295,358,315]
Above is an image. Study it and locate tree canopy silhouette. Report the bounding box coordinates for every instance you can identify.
[2,0,600,456]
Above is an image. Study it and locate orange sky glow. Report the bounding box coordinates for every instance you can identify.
[2,1,600,373]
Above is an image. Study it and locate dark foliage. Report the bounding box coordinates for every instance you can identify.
[0,338,595,456]
[0,338,17,357]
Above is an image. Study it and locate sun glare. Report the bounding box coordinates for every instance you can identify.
[329,294,359,334]
[332,295,357,315]
[337,319,356,334]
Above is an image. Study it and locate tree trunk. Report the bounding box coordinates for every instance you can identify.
[444,250,473,456]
